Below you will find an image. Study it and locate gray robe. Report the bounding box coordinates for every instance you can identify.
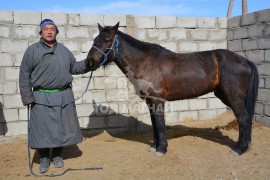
[19,39,91,148]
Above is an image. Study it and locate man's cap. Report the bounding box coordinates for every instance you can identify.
[39,19,59,35]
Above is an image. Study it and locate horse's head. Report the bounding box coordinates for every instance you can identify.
[87,22,120,70]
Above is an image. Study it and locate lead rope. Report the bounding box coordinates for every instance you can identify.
[27,71,103,177]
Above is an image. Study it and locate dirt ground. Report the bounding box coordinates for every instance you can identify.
[1,112,270,180]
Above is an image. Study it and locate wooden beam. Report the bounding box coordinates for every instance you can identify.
[242,0,248,14]
[227,0,234,17]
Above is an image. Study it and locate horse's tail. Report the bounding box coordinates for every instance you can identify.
[245,60,259,125]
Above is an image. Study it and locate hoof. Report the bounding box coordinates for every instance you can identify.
[149,146,156,153]
[229,149,240,156]
[155,151,165,157]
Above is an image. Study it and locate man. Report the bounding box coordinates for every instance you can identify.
[19,19,92,173]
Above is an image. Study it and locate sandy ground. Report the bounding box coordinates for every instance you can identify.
[1,112,270,180]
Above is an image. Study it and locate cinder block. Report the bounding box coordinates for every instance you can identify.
[117,77,128,89]
[265,104,270,116]
[147,29,167,41]
[189,99,207,110]
[198,110,218,120]
[266,77,270,88]
[18,121,27,135]
[247,24,265,38]
[14,11,41,25]
[257,9,270,23]
[18,108,27,121]
[265,50,270,62]
[241,13,256,26]
[0,26,10,38]
[258,38,270,49]
[3,94,23,108]
[76,104,95,117]
[165,112,180,124]
[217,17,227,29]
[104,14,126,26]
[166,100,189,112]
[189,30,209,40]
[135,16,155,28]
[208,98,226,109]
[3,81,17,94]
[179,111,198,121]
[255,102,264,114]
[81,40,93,53]
[156,16,176,28]
[80,14,103,26]
[245,50,265,63]
[227,16,241,28]
[66,27,90,39]
[228,39,242,52]
[68,13,80,26]
[106,89,129,102]
[242,39,257,51]
[104,64,124,77]
[209,30,227,40]
[41,12,67,25]
[217,41,227,49]
[5,122,20,136]
[118,102,129,114]
[168,29,186,40]
[5,67,19,81]
[234,27,248,39]
[198,42,217,51]
[93,77,106,89]
[0,39,28,53]
[179,41,198,52]
[104,77,117,89]
[2,109,18,122]
[14,53,24,67]
[0,53,13,66]
[177,17,197,28]
[197,17,216,29]
[257,63,270,76]
[83,90,106,103]
[0,10,13,23]
[72,77,94,92]
[227,29,234,41]
[61,40,81,52]
[258,88,270,102]
[14,25,39,39]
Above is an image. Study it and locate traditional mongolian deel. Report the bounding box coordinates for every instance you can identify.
[19,38,90,148]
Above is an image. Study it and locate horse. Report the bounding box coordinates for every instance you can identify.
[86,22,259,157]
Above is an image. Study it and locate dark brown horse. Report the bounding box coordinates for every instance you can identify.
[86,23,259,156]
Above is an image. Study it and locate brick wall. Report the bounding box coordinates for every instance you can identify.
[0,10,228,136]
[227,9,270,127]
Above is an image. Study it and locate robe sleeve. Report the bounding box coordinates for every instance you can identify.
[19,48,35,106]
[68,51,92,75]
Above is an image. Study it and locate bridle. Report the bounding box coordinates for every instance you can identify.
[91,34,119,67]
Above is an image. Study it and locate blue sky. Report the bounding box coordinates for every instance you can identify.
[0,0,269,17]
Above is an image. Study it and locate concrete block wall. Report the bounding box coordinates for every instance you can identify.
[227,9,270,127]
[0,10,228,136]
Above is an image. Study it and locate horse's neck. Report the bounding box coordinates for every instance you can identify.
[115,33,143,75]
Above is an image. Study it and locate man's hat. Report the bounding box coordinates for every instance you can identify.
[39,19,59,35]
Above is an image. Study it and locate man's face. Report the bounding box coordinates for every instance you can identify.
[41,24,57,43]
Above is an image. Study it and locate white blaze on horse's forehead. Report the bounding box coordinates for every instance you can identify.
[124,66,162,95]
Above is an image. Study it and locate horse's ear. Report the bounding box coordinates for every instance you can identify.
[98,23,103,32]
[112,22,119,32]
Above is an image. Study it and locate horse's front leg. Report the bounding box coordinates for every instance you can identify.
[147,99,167,157]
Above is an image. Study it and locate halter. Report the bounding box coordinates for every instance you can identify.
[91,34,119,67]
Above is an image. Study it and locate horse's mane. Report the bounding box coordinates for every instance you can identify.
[117,31,172,54]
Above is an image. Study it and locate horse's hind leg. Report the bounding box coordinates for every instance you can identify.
[215,88,251,155]
[146,98,167,157]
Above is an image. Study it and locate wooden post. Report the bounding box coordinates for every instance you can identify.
[242,0,248,14]
[227,0,234,17]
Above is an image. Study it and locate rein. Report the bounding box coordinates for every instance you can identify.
[91,34,119,67]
